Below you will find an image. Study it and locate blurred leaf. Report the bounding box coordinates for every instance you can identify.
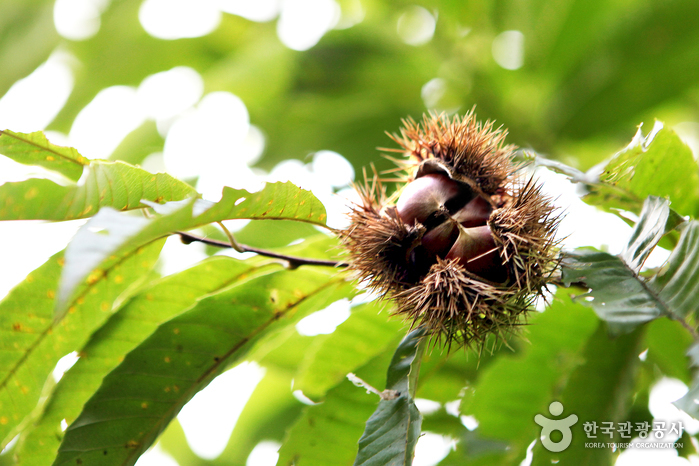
[353,328,425,466]
[209,368,303,466]
[415,349,479,406]
[155,419,202,466]
[585,126,699,216]
[673,340,699,420]
[644,318,694,385]
[0,130,89,181]
[50,0,254,133]
[675,376,699,427]
[53,268,347,466]
[414,332,504,408]
[437,430,510,466]
[419,408,465,438]
[15,256,259,465]
[0,160,197,221]
[0,1,58,99]
[295,300,406,400]
[109,120,164,166]
[277,350,396,466]
[550,1,699,144]
[531,324,645,466]
[459,294,597,463]
[0,241,162,449]
[265,233,341,262]
[234,219,321,249]
[56,181,328,315]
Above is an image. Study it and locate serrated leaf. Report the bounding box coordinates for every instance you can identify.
[52,268,347,466]
[56,181,329,316]
[561,197,687,335]
[0,242,163,449]
[15,256,259,466]
[0,160,197,221]
[586,125,699,216]
[0,130,89,182]
[648,221,699,320]
[565,218,699,335]
[355,396,421,466]
[562,250,664,335]
[353,328,425,466]
[621,196,674,272]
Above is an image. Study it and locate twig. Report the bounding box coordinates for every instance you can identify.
[347,373,399,400]
[217,221,244,253]
[177,231,348,269]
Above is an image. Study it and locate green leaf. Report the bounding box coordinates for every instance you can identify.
[531,324,645,466]
[561,197,687,334]
[277,351,397,466]
[15,256,259,466]
[354,396,421,466]
[294,300,406,400]
[0,241,163,449]
[52,268,347,466]
[0,130,89,182]
[459,294,598,463]
[674,343,699,419]
[56,181,329,316]
[644,317,694,384]
[234,219,321,249]
[648,221,699,320]
[585,126,699,217]
[0,160,197,221]
[621,196,675,272]
[353,328,425,466]
[564,219,699,334]
[563,250,664,335]
[203,367,303,466]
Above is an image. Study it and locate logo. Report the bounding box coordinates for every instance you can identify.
[535,401,578,452]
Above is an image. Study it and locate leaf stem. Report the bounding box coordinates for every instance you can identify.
[177,231,348,269]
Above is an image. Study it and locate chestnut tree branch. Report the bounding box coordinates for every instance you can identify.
[177,231,348,269]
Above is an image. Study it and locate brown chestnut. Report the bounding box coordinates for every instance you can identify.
[395,173,463,226]
[421,219,459,257]
[452,196,492,228]
[446,225,506,282]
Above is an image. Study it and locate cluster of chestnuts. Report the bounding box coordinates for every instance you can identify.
[341,111,559,349]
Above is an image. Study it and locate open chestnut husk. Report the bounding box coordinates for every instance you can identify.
[340,111,559,349]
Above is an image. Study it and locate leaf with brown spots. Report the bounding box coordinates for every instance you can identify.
[0,130,89,181]
[0,241,163,450]
[53,268,349,466]
[0,160,196,221]
[56,182,329,317]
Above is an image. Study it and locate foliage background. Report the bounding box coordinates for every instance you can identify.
[1,0,699,465]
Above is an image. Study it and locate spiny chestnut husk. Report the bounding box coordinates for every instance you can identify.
[340,111,560,350]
